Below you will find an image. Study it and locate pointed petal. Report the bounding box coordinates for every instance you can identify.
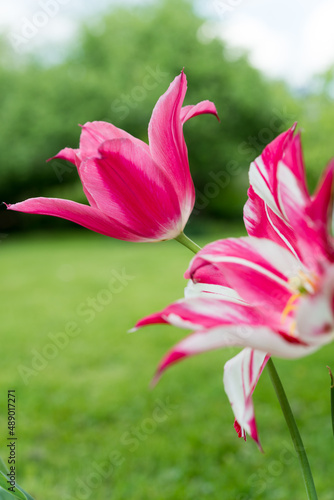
[282,132,308,196]
[80,138,182,240]
[248,126,311,230]
[277,162,332,270]
[149,323,315,386]
[223,348,269,447]
[136,295,270,333]
[308,159,334,229]
[249,126,296,216]
[148,70,194,218]
[49,147,79,165]
[6,198,145,241]
[48,146,101,208]
[180,101,219,124]
[243,186,300,260]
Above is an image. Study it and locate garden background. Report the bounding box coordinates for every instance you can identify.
[1,0,334,498]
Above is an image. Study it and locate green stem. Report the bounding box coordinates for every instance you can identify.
[327,366,334,436]
[267,358,318,500]
[174,232,201,254]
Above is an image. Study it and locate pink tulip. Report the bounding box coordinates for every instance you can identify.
[6,71,218,242]
[135,126,334,447]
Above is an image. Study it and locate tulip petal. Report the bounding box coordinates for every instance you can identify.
[188,237,300,311]
[79,121,150,159]
[223,348,269,447]
[49,146,101,208]
[184,255,230,287]
[249,126,296,216]
[249,127,312,232]
[296,265,334,345]
[136,295,265,331]
[243,186,300,261]
[308,159,334,230]
[7,197,146,241]
[184,281,246,303]
[148,70,194,218]
[50,147,79,165]
[79,138,182,240]
[180,101,219,124]
[136,291,315,357]
[281,132,308,197]
[277,162,332,270]
[147,323,315,386]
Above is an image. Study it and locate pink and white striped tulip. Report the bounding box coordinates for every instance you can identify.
[135,126,334,448]
[6,71,218,242]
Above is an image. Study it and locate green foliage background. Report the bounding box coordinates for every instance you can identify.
[2,0,333,233]
[1,232,333,500]
[1,1,334,498]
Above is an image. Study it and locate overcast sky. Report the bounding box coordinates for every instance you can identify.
[1,0,334,88]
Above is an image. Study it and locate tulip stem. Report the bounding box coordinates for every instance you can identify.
[174,232,201,254]
[267,358,318,500]
[327,366,334,436]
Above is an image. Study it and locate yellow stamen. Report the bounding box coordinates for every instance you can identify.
[280,269,319,339]
[289,320,297,337]
[281,293,301,323]
[298,270,318,292]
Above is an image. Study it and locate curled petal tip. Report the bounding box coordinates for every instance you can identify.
[150,371,162,389]
[48,147,78,165]
[234,419,247,441]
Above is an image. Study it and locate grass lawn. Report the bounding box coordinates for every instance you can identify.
[1,228,333,499]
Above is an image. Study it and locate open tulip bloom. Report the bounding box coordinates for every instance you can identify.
[6,70,333,498]
[6,71,218,242]
[136,125,334,459]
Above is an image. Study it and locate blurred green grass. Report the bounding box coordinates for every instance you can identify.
[1,229,333,500]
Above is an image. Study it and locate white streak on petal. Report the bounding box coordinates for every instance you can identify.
[249,158,280,215]
[163,313,203,331]
[265,204,300,262]
[168,325,317,359]
[224,348,267,444]
[200,255,291,290]
[185,281,247,303]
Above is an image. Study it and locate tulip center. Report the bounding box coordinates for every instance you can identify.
[281,270,319,336]
[288,269,318,295]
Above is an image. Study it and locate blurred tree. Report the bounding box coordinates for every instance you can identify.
[298,65,334,192]
[0,0,298,232]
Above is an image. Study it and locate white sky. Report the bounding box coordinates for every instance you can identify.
[201,0,334,87]
[1,0,334,88]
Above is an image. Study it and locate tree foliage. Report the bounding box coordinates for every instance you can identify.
[0,0,308,231]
